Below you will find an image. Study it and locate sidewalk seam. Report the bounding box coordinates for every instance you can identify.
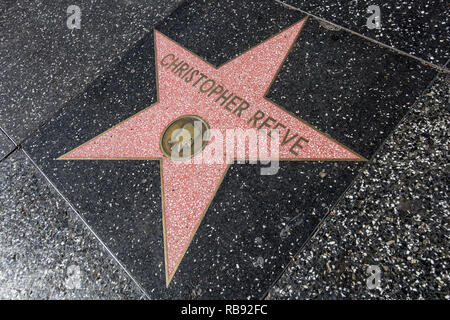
[21,148,152,300]
[263,60,448,299]
[275,0,450,73]
[0,126,19,162]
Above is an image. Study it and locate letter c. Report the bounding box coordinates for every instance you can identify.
[261,305,267,315]
[161,54,175,66]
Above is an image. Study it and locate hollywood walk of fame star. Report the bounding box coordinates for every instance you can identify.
[58,18,366,286]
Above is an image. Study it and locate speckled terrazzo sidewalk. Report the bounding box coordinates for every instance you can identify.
[0,0,183,159]
[268,74,450,299]
[0,151,144,299]
[0,0,449,299]
[1,75,448,299]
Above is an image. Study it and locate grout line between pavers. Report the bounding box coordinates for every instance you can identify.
[275,0,450,73]
[0,126,18,146]
[21,148,152,300]
[0,126,19,162]
[12,0,188,153]
[3,1,188,299]
[263,61,449,299]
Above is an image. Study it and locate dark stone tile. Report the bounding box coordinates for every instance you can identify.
[0,150,143,299]
[0,0,16,16]
[22,0,436,298]
[0,0,183,144]
[269,74,450,299]
[0,128,15,160]
[277,0,450,67]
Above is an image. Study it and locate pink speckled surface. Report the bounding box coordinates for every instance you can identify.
[60,19,363,284]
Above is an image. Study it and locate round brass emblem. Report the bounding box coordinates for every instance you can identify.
[160,115,210,160]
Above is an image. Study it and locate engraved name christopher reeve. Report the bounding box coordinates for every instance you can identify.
[160,53,309,156]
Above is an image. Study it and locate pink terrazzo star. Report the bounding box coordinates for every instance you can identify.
[59,18,365,285]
